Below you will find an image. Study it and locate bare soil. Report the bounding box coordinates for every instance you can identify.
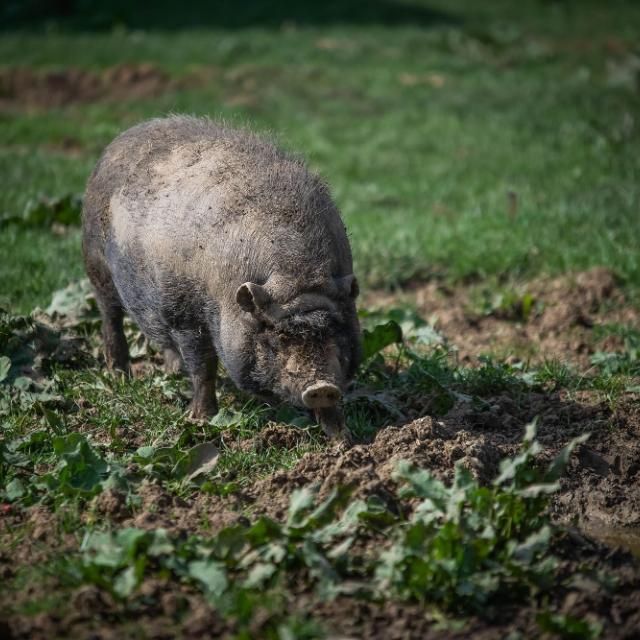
[2,268,639,638]
[0,64,205,110]
[365,267,640,369]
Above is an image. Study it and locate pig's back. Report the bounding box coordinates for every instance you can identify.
[88,116,352,297]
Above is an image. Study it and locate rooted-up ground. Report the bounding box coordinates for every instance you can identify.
[2,268,639,639]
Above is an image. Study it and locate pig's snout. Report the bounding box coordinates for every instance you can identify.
[302,381,341,409]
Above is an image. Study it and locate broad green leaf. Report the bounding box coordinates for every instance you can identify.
[81,531,124,567]
[393,460,448,505]
[135,446,156,459]
[312,499,368,543]
[244,561,278,589]
[246,517,282,546]
[362,320,403,362]
[301,539,338,584]
[411,324,445,346]
[115,528,151,560]
[326,535,355,560]
[511,525,551,564]
[187,560,228,598]
[545,432,590,482]
[49,433,108,493]
[493,421,542,488]
[524,419,538,443]
[181,441,220,482]
[46,279,95,318]
[517,482,560,498]
[286,487,316,527]
[6,477,25,500]
[297,486,352,532]
[113,564,141,598]
[536,612,603,640]
[147,529,174,556]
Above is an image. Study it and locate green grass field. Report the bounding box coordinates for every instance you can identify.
[2,0,639,312]
[2,2,640,638]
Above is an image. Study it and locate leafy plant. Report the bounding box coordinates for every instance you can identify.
[375,422,589,612]
[133,441,220,485]
[70,526,325,637]
[0,306,90,416]
[58,423,588,630]
[536,612,602,640]
[360,307,445,347]
[46,279,98,326]
[361,319,403,362]
[37,433,112,498]
[2,431,129,504]
[477,287,538,322]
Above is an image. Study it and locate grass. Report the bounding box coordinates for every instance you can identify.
[1,0,640,312]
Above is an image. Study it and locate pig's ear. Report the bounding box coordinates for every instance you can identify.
[236,282,271,313]
[336,274,359,299]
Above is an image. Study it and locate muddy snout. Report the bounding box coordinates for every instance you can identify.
[302,381,342,409]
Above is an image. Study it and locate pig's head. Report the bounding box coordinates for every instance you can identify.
[235,275,361,435]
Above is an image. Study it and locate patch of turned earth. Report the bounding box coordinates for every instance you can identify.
[249,389,639,532]
[0,64,215,110]
[364,267,640,369]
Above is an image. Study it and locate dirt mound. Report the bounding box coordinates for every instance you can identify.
[555,398,640,529]
[75,386,639,536]
[0,64,200,110]
[367,267,639,368]
[248,391,639,533]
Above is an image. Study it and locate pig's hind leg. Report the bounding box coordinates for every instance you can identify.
[171,329,219,419]
[99,302,130,373]
[86,259,130,373]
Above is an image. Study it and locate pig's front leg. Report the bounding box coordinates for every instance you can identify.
[171,329,219,419]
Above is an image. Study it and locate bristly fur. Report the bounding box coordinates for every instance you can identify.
[274,309,343,340]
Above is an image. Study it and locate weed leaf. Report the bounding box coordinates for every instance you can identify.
[362,320,403,362]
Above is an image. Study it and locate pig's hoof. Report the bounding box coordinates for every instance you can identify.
[188,400,219,421]
[107,362,132,378]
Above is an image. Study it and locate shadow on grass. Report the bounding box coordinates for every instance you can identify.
[2,0,460,31]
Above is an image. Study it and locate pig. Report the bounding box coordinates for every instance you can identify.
[82,116,361,439]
